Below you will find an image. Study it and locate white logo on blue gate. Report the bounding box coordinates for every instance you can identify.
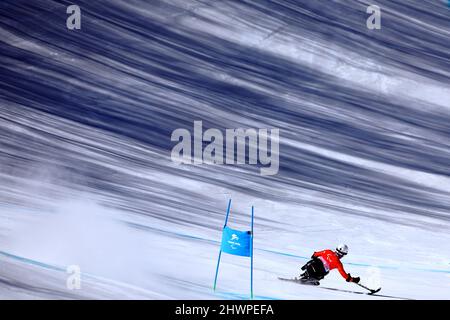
[228,234,241,249]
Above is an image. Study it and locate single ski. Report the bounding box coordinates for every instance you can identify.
[278,277,319,286]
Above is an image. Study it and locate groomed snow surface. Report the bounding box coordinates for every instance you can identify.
[1,191,449,300]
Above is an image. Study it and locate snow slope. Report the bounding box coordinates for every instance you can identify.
[0,0,449,299]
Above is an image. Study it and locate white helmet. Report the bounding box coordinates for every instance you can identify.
[336,244,348,257]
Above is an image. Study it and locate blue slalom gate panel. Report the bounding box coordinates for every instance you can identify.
[221,226,252,257]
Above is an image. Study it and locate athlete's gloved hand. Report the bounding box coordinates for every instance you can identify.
[351,276,360,284]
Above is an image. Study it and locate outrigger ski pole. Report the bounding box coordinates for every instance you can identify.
[355,282,381,295]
